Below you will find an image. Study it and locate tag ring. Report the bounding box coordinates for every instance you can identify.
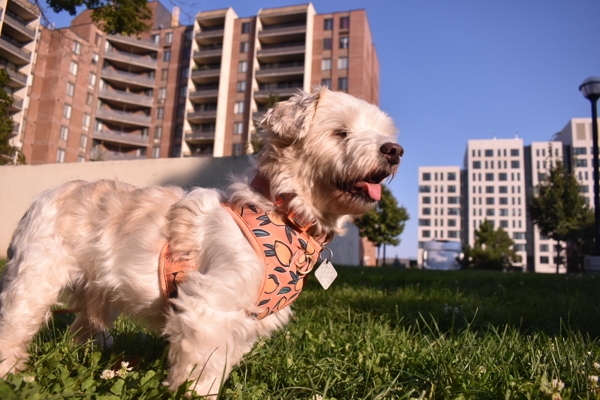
[319,246,333,263]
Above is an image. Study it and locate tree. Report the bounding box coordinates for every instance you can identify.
[0,70,25,165]
[529,160,594,273]
[461,220,521,271]
[354,185,409,266]
[42,0,152,35]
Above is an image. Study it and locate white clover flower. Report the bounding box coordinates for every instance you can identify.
[100,369,115,380]
[22,375,35,383]
[594,362,600,370]
[312,395,323,400]
[115,361,133,377]
[551,378,565,391]
[588,375,599,383]
[478,366,486,374]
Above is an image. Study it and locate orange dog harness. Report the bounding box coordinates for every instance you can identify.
[158,178,330,319]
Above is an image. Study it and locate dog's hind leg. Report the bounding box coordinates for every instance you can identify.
[69,303,119,348]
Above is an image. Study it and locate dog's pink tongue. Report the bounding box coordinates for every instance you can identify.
[355,182,381,201]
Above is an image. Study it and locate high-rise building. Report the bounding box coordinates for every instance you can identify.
[417,126,595,273]
[20,2,380,164]
[0,0,41,161]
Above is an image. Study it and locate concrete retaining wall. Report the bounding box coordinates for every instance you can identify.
[0,157,360,265]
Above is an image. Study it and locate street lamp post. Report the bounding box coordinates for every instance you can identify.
[580,76,600,257]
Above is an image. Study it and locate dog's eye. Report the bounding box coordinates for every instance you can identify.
[334,130,348,139]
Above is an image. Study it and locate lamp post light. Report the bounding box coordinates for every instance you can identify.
[580,77,600,260]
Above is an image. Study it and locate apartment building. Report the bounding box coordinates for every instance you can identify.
[417,166,464,264]
[418,122,599,273]
[20,2,379,163]
[0,0,40,160]
[22,2,191,163]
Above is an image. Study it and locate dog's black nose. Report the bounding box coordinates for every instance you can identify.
[380,142,404,165]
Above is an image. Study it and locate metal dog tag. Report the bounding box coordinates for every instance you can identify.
[314,259,337,290]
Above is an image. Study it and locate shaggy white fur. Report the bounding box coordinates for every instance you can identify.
[0,87,402,397]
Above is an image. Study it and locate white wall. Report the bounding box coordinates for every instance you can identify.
[0,156,360,265]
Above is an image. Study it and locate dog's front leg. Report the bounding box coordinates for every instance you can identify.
[162,290,258,397]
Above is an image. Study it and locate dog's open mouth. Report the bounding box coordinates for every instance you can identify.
[343,171,390,202]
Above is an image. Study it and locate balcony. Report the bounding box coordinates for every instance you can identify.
[102,151,147,161]
[259,22,306,37]
[107,34,159,52]
[189,88,219,102]
[98,89,153,107]
[101,68,155,88]
[195,28,224,44]
[254,87,301,102]
[93,130,150,146]
[8,95,23,112]
[192,48,222,63]
[0,36,31,65]
[95,108,152,127]
[8,0,40,21]
[191,66,221,83]
[186,110,217,123]
[10,123,20,138]
[4,68,27,88]
[104,49,157,70]
[257,43,305,60]
[3,12,36,42]
[255,65,304,79]
[185,129,216,143]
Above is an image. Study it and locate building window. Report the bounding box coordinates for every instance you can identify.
[63,104,72,119]
[338,57,348,69]
[321,58,332,71]
[485,186,494,193]
[66,82,75,97]
[86,92,93,106]
[323,38,332,50]
[321,18,333,30]
[151,34,160,44]
[339,36,349,49]
[69,61,78,76]
[486,209,495,217]
[338,77,348,90]
[321,79,331,89]
[80,134,87,150]
[422,172,431,181]
[241,22,251,34]
[499,186,508,193]
[484,149,493,157]
[499,197,508,205]
[448,185,457,193]
[91,52,99,64]
[419,185,431,193]
[82,113,90,130]
[575,159,588,168]
[157,107,164,119]
[448,208,460,215]
[419,219,431,226]
[580,185,589,193]
[472,161,481,169]
[422,207,431,215]
[448,196,460,204]
[540,256,549,264]
[422,230,431,238]
[60,126,69,140]
[233,122,244,135]
[511,149,520,156]
[89,73,96,87]
[161,68,169,80]
[73,41,81,55]
[447,172,457,180]
[158,87,167,100]
[232,143,243,156]
[499,172,508,181]
[513,232,526,240]
[240,41,249,53]
[485,173,494,181]
[573,147,587,155]
[234,101,244,114]
[153,146,160,158]
[237,80,247,92]
[165,32,173,44]
[339,16,350,29]
[422,196,431,204]
[56,149,66,163]
[155,126,162,139]
[238,61,248,72]
[485,197,495,205]
[163,50,171,62]
[511,160,520,168]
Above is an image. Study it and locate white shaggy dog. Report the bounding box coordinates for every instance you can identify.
[0,87,402,396]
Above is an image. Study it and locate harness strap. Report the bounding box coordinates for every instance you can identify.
[158,242,194,308]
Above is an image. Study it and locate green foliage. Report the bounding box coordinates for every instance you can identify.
[46,0,152,35]
[0,70,25,165]
[461,220,521,270]
[529,160,594,272]
[1,267,600,398]
[354,185,409,247]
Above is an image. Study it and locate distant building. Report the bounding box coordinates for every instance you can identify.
[0,0,41,161]
[19,1,380,163]
[418,121,597,273]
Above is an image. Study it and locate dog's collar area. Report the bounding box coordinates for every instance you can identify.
[250,174,312,232]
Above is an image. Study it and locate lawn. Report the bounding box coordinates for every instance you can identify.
[0,261,599,399]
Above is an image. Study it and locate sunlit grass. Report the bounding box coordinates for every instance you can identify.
[0,262,599,399]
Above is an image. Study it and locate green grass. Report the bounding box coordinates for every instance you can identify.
[1,260,600,399]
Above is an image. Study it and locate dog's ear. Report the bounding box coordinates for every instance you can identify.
[260,88,323,141]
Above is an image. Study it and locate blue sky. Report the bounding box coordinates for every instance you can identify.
[44,0,600,259]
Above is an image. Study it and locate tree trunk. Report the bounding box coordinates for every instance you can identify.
[382,245,386,266]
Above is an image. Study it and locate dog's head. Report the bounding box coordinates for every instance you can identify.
[257,87,402,233]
